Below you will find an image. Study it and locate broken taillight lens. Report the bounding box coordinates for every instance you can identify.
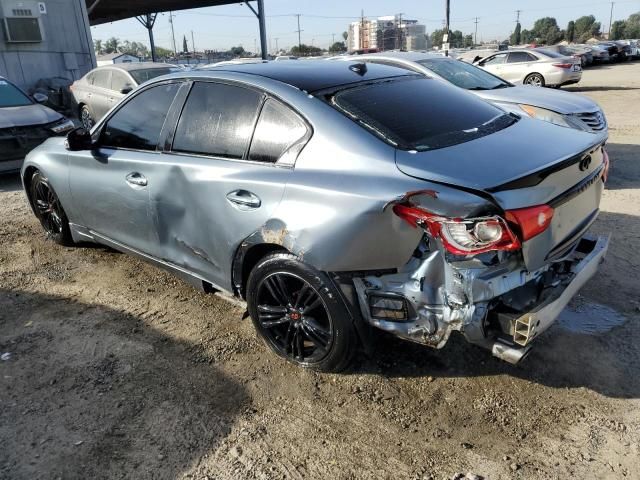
[392,203,521,255]
[504,205,554,241]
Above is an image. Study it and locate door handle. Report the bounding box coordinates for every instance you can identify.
[226,190,261,209]
[125,172,147,187]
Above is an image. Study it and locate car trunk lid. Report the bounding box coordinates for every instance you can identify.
[395,118,605,271]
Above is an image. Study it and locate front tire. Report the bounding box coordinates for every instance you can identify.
[524,73,545,87]
[29,171,73,246]
[246,253,357,372]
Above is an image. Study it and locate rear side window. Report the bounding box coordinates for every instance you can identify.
[93,70,111,89]
[249,99,308,163]
[111,71,131,92]
[173,82,263,159]
[100,83,180,151]
[327,77,515,151]
[534,49,562,58]
[508,52,535,63]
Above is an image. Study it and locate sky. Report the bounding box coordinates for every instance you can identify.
[91,0,640,53]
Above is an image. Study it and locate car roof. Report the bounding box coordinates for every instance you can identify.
[205,60,417,93]
[95,62,177,72]
[349,51,446,62]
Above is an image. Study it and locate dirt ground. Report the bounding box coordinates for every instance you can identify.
[2,62,640,480]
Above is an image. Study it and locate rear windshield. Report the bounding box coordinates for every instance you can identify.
[326,77,516,151]
[0,79,32,107]
[534,48,563,58]
[130,67,180,84]
[417,58,510,90]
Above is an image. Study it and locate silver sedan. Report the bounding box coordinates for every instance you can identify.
[475,48,582,87]
[22,61,609,371]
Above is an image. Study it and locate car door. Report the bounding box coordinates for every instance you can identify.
[67,82,182,255]
[144,80,310,290]
[478,52,508,78]
[504,51,537,83]
[89,69,113,121]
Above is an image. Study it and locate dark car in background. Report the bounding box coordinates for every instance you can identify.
[70,62,180,130]
[0,77,74,173]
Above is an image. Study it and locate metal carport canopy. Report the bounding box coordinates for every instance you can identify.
[86,0,268,59]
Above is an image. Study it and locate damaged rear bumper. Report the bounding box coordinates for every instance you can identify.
[353,234,609,364]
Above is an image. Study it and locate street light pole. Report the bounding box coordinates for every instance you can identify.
[444,0,450,56]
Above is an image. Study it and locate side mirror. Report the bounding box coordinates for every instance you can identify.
[65,127,93,151]
[33,92,48,103]
[120,85,133,94]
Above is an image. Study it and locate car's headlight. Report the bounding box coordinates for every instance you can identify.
[49,117,75,134]
[517,104,573,128]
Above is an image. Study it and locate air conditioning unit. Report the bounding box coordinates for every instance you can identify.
[1,1,42,43]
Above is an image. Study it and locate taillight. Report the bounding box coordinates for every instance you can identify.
[505,205,554,241]
[392,202,520,255]
[553,63,573,69]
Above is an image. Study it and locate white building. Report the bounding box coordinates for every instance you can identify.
[347,19,378,52]
[96,53,141,66]
[348,15,426,53]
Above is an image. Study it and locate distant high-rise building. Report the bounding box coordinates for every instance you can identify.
[348,15,426,53]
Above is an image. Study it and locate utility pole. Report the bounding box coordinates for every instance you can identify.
[168,11,177,56]
[360,9,365,50]
[274,37,279,53]
[516,9,521,23]
[295,14,303,51]
[332,33,335,44]
[397,13,403,50]
[191,30,195,59]
[608,2,615,38]
[444,0,450,56]
[474,17,479,46]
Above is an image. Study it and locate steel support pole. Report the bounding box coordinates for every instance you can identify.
[257,0,267,60]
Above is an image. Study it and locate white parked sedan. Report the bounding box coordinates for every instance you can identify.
[474,48,582,88]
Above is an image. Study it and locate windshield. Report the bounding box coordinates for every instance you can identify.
[0,79,32,107]
[129,67,180,84]
[417,58,510,90]
[327,77,517,151]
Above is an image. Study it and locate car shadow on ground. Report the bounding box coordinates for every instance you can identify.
[0,172,22,193]
[604,143,640,190]
[0,289,249,480]
[567,85,640,92]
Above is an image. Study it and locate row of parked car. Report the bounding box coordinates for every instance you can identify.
[14,54,610,371]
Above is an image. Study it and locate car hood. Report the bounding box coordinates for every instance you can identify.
[475,85,599,115]
[0,103,62,129]
[395,115,601,198]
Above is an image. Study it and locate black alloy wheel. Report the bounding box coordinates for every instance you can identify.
[29,172,73,245]
[246,253,357,372]
[256,272,333,364]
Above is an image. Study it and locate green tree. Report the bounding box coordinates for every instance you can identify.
[342,31,348,41]
[182,35,188,54]
[531,17,563,44]
[155,46,173,58]
[623,12,640,38]
[93,39,103,55]
[610,20,626,40]
[521,29,534,44]
[229,46,245,56]
[104,37,120,54]
[328,41,347,53]
[290,44,322,56]
[511,22,522,44]
[566,21,575,42]
[573,15,601,42]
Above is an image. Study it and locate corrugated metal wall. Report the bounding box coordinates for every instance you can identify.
[0,0,96,91]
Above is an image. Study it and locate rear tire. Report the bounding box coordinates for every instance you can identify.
[29,171,73,246]
[523,73,545,87]
[246,253,357,372]
[80,105,94,131]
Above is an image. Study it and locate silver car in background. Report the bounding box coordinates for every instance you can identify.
[70,62,179,130]
[475,48,582,87]
[335,52,607,141]
[22,61,609,372]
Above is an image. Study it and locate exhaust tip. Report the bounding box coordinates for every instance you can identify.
[491,341,531,365]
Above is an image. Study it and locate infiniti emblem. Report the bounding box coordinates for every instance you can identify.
[579,155,592,171]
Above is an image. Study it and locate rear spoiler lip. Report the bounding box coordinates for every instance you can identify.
[485,141,605,193]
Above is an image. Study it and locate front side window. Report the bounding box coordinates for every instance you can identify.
[173,82,263,159]
[417,59,510,90]
[483,53,507,65]
[100,83,180,150]
[0,79,32,107]
[249,99,308,163]
[326,77,516,151]
[111,71,131,92]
